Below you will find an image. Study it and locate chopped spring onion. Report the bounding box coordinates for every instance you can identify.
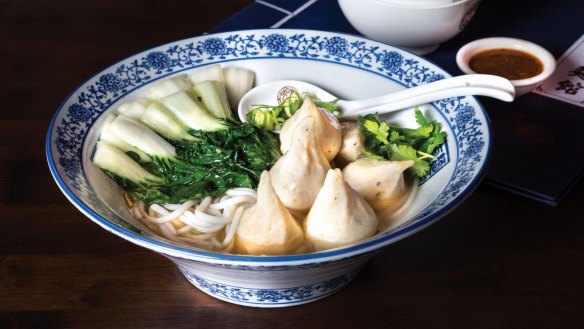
[247,91,340,131]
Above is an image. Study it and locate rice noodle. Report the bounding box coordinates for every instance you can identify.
[225,188,258,197]
[130,180,417,253]
[130,188,257,252]
[209,195,256,210]
[222,206,245,246]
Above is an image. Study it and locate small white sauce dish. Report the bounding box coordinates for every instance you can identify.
[456,37,557,96]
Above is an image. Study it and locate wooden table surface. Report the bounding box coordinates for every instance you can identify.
[2,1,584,328]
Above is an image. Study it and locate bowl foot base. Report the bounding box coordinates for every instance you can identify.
[403,44,440,55]
[178,266,363,308]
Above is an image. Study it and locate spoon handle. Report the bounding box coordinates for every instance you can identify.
[342,85,514,119]
[337,74,515,117]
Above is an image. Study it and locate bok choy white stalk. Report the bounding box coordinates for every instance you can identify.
[93,141,165,186]
[187,64,255,110]
[148,76,191,99]
[192,80,232,119]
[98,114,150,163]
[117,98,151,120]
[187,64,225,85]
[140,103,198,142]
[223,67,255,109]
[108,114,177,162]
[160,90,226,131]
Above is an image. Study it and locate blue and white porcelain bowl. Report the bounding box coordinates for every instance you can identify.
[46,29,491,307]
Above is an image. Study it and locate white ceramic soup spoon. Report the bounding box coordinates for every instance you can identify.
[238,74,514,122]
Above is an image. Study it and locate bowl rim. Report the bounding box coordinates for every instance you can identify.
[46,28,492,265]
[368,0,474,9]
[455,37,557,87]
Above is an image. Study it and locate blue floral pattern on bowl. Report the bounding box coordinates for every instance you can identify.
[46,29,490,307]
[52,32,466,196]
[180,266,361,306]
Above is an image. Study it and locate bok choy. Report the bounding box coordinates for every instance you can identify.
[148,75,191,99]
[223,66,255,109]
[140,103,198,142]
[117,98,151,120]
[92,66,268,204]
[192,80,232,119]
[98,114,151,163]
[160,90,226,131]
[93,141,165,187]
[93,117,281,204]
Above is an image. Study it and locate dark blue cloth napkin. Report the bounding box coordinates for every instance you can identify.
[210,0,584,206]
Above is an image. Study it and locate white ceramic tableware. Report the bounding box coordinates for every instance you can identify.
[338,0,481,54]
[47,29,492,307]
[378,0,456,6]
[238,74,514,123]
[456,37,557,95]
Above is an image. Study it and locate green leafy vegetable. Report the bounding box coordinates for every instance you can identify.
[96,119,281,205]
[357,108,447,178]
[362,118,390,145]
[93,68,271,205]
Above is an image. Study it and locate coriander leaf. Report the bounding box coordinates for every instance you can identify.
[362,150,385,161]
[356,109,446,178]
[414,107,430,127]
[388,144,430,177]
[388,130,403,144]
[396,125,433,145]
[421,124,447,154]
[361,114,390,145]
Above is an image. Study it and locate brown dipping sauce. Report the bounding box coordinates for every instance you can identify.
[469,48,544,80]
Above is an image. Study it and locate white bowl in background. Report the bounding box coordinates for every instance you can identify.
[456,37,557,95]
[378,0,458,6]
[338,0,481,54]
[46,29,491,307]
